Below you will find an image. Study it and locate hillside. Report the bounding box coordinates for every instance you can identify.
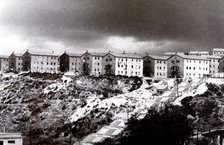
[0,73,143,145]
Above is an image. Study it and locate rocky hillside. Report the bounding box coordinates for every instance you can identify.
[0,73,142,145]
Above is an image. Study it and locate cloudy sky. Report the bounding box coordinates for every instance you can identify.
[0,0,224,55]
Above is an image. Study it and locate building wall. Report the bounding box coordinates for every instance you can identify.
[91,56,103,76]
[115,57,143,77]
[209,58,219,74]
[0,58,9,72]
[126,58,143,77]
[184,59,209,79]
[167,55,184,78]
[23,52,31,71]
[59,53,69,72]
[219,57,224,72]
[69,56,82,74]
[0,138,23,145]
[143,56,154,77]
[30,55,59,73]
[102,53,115,75]
[80,53,92,75]
[213,50,224,57]
[154,59,167,78]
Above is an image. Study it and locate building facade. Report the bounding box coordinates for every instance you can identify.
[113,53,143,77]
[213,48,224,57]
[206,55,221,75]
[0,56,9,72]
[59,52,82,75]
[9,53,23,72]
[167,53,210,79]
[0,132,23,145]
[80,51,105,76]
[23,51,59,73]
[143,55,169,78]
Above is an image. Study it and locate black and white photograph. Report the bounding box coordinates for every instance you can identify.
[0,0,224,145]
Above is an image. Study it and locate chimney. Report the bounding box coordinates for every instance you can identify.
[52,51,54,54]
[122,51,125,54]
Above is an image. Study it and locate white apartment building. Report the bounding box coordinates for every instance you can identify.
[213,48,224,57]
[167,53,210,79]
[23,51,59,73]
[0,56,9,72]
[143,54,169,78]
[9,53,23,72]
[0,132,23,145]
[59,52,82,74]
[113,52,143,77]
[205,55,221,75]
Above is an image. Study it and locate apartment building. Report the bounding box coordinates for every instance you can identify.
[213,48,224,57]
[143,54,169,78]
[80,51,106,76]
[0,55,9,72]
[167,53,210,79]
[23,51,59,73]
[9,52,23,72]
[206,55,221,75]
[59,52,82,74]
[112,52,143,77]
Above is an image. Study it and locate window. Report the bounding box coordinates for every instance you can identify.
[176,60,180,63]
[106,59,108,61]
[8,140,15,144]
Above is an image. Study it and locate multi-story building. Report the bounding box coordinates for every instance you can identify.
[9,52,23,72]
[143,54,169,78]
[59,52,82,74]
[0,55,9,72]
[113,52,143,77]
[23,51,59,73]
[102,52,143,77]
[167,53,210,79]
[80,51,106,76]
[205,55,221,75]
[213,48,224,57]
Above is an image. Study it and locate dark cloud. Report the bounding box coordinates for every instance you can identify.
[1,0,224,54]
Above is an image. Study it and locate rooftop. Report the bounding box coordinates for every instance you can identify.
[145,54,170,60]
[0,132,22,139]
[112,52,143,59]
[213,48,224,51]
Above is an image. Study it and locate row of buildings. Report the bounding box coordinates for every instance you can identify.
[0,48,224,79]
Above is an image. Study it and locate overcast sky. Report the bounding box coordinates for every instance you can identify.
[0,0,224,55]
